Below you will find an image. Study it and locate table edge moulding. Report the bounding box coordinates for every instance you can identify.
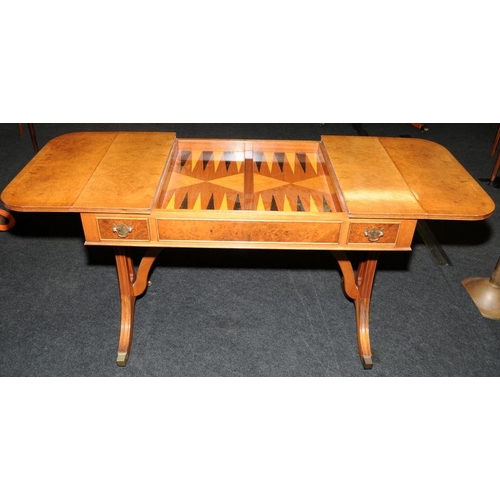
[1,131,495,369]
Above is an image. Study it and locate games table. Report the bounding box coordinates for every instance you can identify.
[1,132,495,368]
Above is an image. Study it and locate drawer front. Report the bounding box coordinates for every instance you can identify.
[348,222,400,244]
[157,219,342,246]
[97,217,150,241]
[345,220,417,249]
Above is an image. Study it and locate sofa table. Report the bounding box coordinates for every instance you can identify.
[1,132,495,368]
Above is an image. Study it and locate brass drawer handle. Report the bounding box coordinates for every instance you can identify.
[113,222,133,238]
[364,226,384,242]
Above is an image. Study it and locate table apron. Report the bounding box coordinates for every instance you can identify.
[81,214,417,251]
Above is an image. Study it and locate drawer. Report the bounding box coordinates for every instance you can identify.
[348,222,400,244]
[97,218,150,241]
[157,218,342,246]
[81,216,151,242]
[345,220,417,249]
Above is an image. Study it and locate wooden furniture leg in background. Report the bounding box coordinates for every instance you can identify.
[27,124,39,152]
[17,123,39,152]
[333,251,379,369]
[490,125,500,182]
[115,247,163,366]
[411,123,429,132]
[491,125,500,157]
[490,155,500,183]
[0,209,16,231]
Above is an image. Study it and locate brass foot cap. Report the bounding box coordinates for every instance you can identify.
[361,356,373,369]
[116,352,129,367]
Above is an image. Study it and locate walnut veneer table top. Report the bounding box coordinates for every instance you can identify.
[2,131,494,222]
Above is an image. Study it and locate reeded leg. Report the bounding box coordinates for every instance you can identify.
[115,247,163,366]
[115,248,136,366]
[333,251,379,369]
[355,256,378,369]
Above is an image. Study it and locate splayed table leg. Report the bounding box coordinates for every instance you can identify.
[333,251,379,369]
[115,247,162,366]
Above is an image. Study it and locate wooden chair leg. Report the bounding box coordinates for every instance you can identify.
[411,123,429,132]
[16,124,39,152]
[491,125,500,157]
[490,151,500,183]
[27,124,39,152]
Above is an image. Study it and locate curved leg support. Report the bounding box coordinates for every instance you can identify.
[355,256,378,369]
[116,295,136,366]
[333,251,379,369]
[133,248,163,297]
[115,247,163,366]
[115,248,136,366]
[333,251,358,300]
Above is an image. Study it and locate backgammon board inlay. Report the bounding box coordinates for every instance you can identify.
[160,141,341,213]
